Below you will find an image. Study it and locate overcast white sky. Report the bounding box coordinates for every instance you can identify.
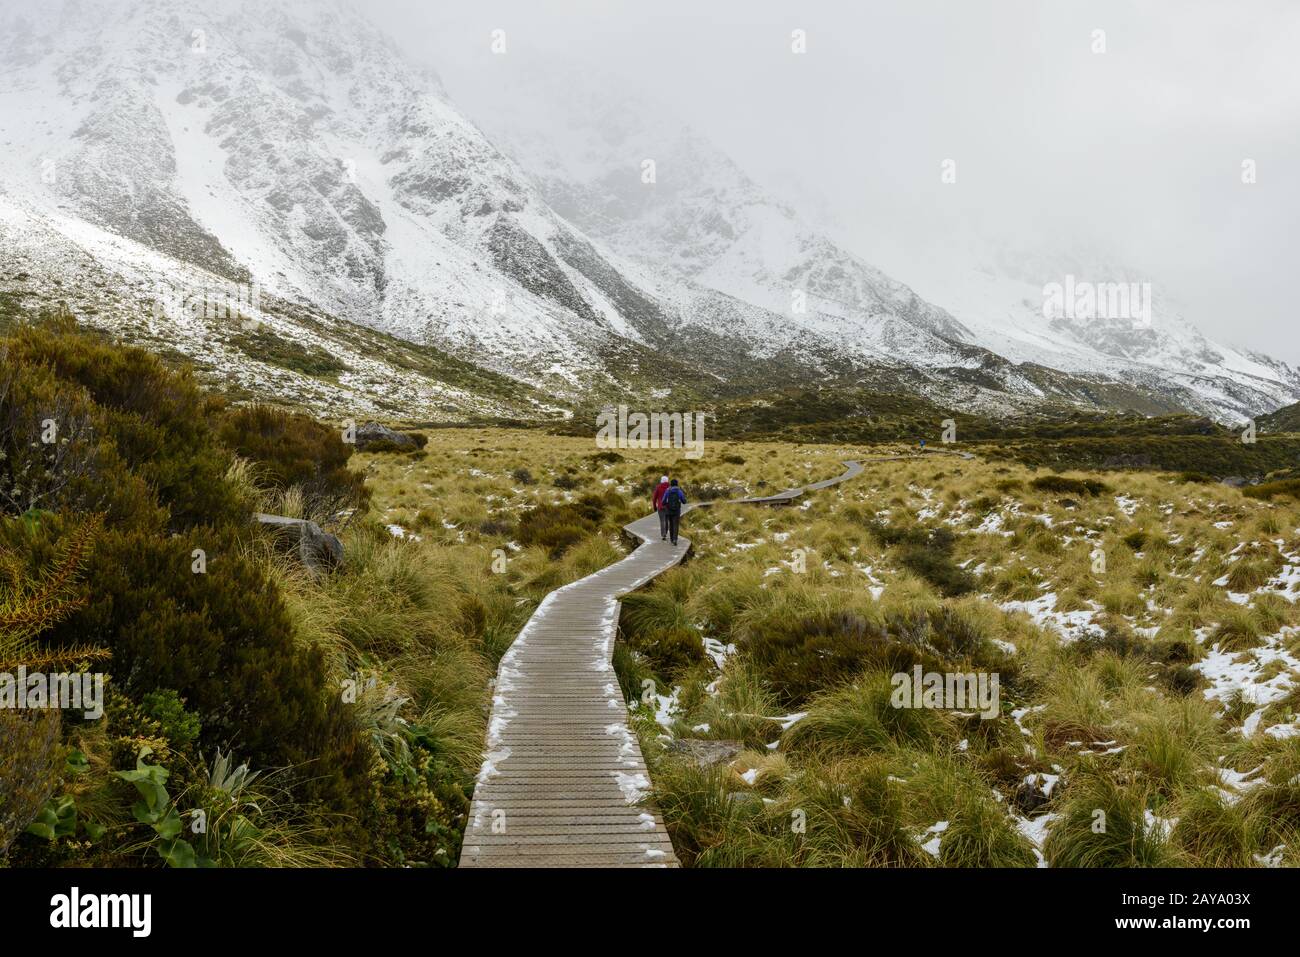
[366,0,1300,362]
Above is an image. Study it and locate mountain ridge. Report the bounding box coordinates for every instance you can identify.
[1,0,1295,424]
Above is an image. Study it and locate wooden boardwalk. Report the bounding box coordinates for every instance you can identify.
[459,460,863,867]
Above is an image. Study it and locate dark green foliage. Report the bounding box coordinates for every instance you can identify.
[1243,479,1300,501]
[367,744,470,867]
[738,604,1001,707]
[612,643,656,704]
[1030,474,1110,497]
[1122,529,1149,551]
[216,403,369,516]
[139,689,202,750]
[2,316,245,530]
[0,318,373,855]
[706,386,995,444]
[516,504,592,557]
[1257,399,1300,434]
[0,710,62,857]
[516,492,620,557]
[228,325,349,378]
[629,625,706,679]
[984,434,1300,480]
[864,521,974,597]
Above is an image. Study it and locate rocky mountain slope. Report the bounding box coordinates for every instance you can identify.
[461,70,1300,424]
[1,0,1295,424]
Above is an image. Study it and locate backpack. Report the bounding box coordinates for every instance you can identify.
[664,486,685,511]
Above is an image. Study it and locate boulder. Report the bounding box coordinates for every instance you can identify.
[299,520,344,569]
[254,513,343,573]
[355,421,418,451]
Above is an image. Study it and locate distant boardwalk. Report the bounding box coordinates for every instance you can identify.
[459,460,863,867]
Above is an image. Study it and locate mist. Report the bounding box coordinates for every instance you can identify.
[368,0,1300,363]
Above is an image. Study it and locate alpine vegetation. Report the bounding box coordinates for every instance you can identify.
[1,0,1298,906]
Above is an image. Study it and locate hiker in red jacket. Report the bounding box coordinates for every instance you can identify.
[652,475,670,541]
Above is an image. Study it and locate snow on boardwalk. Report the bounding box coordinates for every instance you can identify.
[460,461,862,868]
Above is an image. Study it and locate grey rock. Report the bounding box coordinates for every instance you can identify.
[299,520,344,569]
[254,513,343,573]
[355,420,418,450]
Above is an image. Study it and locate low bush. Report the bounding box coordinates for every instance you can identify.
[1030,474,1110,497]
[863,521,974,597]
[629,625,706,680]
[216,403,369,520]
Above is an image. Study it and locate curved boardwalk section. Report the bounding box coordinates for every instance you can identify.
[459,460,862,867]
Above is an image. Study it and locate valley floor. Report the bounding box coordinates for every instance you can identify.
[359,429,1300,867]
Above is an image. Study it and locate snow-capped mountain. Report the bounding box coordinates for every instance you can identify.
[0,0,663,400]
[459,68,1300,423]
[882,232,1300,424]
[1,0,1295,423]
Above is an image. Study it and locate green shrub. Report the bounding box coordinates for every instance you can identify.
[863,522,974,597]
[516,494,619,557]
[216,403,368,519]
[629,625,706,679]
[2,317,245,530]
[0,710,62,857]
[1,319,374,857]
[1243,479,1300,501]
[1030,474,1110,497]
[139,690,202,750]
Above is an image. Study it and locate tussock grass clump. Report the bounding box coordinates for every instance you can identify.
[1209,606,1266,652]
[863,521,975,597]
[1236,739,1300,847]
[628,625,706,680]
[937,784,1038,867]
[683,661,783,749]
[1123,697,1221,797]
[991,564,1043,601]
[1043,771,1177,867]
[1226,558,1280,592]
[782,671,957,756]
[1171,789,1254,867]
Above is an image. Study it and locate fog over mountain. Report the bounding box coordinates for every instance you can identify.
[1,0,1297,424]
[383,0,1300,364]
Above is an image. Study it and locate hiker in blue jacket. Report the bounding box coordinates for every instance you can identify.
[662,478,687,546]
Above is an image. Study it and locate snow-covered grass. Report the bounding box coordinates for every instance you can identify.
[619,451,1300,867]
